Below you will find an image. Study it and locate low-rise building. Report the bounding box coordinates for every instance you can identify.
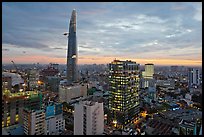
[59,83,87,103]
[156,79,175,88]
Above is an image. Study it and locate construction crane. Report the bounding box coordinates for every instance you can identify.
[11,60,18,73]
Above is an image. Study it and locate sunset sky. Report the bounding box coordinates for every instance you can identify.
[2,2,202,66]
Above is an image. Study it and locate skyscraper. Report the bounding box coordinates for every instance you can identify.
[144,63,154,79]
[67,9,78,83]
[141,63,155,88]
[109,60,140,128]
[188,68,200,88]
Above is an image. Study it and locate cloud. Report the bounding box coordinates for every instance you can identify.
[79,45,93,49]
[193,3,202,21]
[2,2,202,65]
[2,48,9,51]
[52,47,66,50]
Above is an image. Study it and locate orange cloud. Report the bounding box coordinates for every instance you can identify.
[2,55,202,67]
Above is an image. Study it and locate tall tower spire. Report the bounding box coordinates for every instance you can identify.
[67,9,78,83]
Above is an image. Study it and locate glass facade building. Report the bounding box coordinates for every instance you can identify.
[108,60,140,127]
[67,9,78,83]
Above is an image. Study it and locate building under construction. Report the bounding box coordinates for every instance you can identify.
[2,90,43,128]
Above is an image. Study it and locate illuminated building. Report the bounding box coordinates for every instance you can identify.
[188,68,200,88]
[141,63,154,88]
[66,9,78,83]
[108,60,140,127]
[23,109,45,135]
[74,100,104,135]
[144,63,154,79]
[2,90,42,128]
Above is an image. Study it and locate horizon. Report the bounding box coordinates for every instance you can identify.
[2,62,202,68]
[2,2,202,66]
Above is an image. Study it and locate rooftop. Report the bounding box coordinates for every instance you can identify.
[2,124,24,135]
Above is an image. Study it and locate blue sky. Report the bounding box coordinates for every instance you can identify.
[2,2,202,66]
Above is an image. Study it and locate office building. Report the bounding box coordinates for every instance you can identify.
[67,9,78,83]
[74,100,104,135]
[144,63,154,79]
[109,60,140,127]
[141,63,154,88]
[188,68,200,88]
[23,109,45,135]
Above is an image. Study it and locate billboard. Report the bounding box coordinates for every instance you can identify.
[46,105,55,118]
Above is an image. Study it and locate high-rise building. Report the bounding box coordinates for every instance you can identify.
[74,100,104,135]
[27,69,39,90]
[108,60,140,128]
[23,109,46,135]
[188,68,200,88]
[45,103,65,135]
[67,9,78,83]
[144,63,154,79]
[141,63,154,88]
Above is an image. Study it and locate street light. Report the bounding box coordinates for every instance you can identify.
[113,120,117,128]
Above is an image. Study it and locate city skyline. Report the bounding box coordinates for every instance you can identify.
[2,2,202,66]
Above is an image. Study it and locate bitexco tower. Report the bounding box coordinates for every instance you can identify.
[66,9,78,83]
